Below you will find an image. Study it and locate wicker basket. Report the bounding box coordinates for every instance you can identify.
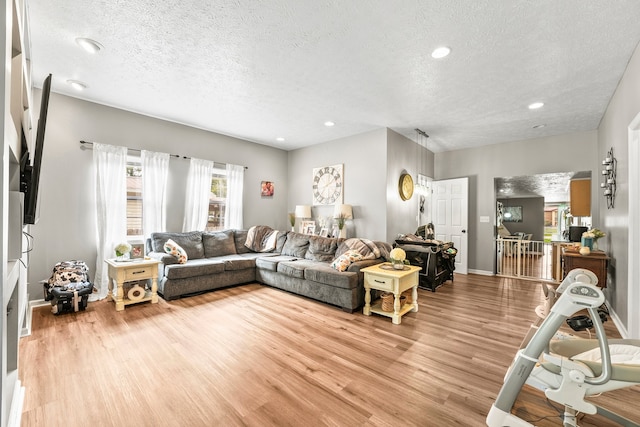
[402,289,414,305]
[380,292,407,312]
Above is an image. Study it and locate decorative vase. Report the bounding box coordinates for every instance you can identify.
[593,239,599,251]
[338,227,347,239]
[392,260,404,270]
[115,251,129,261]
[580,236,593,250]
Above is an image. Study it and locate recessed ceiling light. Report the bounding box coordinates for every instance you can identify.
[431,46,451,59]
[528,102,544,110]
[533,124,546,129]
[67,79,87,91]
[276,137,285,142]
[75,37,104,54]
[324,121,335,127]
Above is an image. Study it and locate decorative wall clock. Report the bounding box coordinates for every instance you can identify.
[312,164,343,205]
[399,173,414,201]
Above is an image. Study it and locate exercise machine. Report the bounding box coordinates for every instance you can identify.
[487,269,640,426]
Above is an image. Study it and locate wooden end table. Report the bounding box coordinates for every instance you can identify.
[105,258,160,311]
[361,263,421,324]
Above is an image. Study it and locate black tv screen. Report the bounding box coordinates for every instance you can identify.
[21,73,52,224]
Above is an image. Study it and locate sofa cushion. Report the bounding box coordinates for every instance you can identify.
[203,230,237,258]
[164,258,225,280]
[277,259,318,279]
[281,232,310,258]
[305,235,339,262]
[164,239,188,264]
[233,229,251,254]
[275,231,288,253]
[210,255,257,271]
[151,231,204,260]
[304,263,358,290]
[255,255,299,272]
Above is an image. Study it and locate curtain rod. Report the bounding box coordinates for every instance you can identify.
[79,140,248,169]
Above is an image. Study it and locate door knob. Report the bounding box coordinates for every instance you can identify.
[462,230,467,233]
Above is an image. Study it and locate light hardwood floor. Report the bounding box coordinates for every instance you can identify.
[19,274,640,426]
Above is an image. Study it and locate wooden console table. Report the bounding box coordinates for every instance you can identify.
[562,249,609,288]
[105,258,160,311]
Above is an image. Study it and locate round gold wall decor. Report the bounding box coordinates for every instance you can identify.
[399,173,414,201]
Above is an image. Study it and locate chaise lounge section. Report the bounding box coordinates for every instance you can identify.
[146,229,390,312]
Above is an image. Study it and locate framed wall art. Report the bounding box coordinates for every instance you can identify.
[503,206,523,222]
[261,181,274,197]
[312,164,343,205]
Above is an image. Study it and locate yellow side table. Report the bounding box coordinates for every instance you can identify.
[361,263,421,324]
[105,258,160,311]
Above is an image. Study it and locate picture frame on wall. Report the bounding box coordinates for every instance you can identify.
[503,206,523,222]
[261,181,274,197]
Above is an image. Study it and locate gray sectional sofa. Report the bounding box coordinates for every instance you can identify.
[146,229,391,312]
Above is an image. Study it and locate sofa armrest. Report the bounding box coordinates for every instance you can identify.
[347,259,383,273]
[147,251,179,265]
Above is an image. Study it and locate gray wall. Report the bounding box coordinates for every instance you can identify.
[287,128,434,243]
[597,40,640,334]
[498,197,545,241]
[288,128,388,241]
[386,129,433,242]
[27,92,288,295]
[435,130,599,274]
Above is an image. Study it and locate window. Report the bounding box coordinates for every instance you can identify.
[126,159,143,236]
[206,168,227,231]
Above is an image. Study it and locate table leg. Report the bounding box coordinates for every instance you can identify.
[392,292,401,324]
[115,280,125,311]
[363,285,371,316]
[151,276,159,304]
[412,285,418,312]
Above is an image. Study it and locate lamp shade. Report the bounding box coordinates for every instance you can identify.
[333,204,353,219]
[295,205,311,218]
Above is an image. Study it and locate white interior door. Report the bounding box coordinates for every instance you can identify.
[432,177,469,274]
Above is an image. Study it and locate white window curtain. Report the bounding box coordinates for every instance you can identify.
[93,143,127,300]
[183,157,215,231]
[141,150,170,240]
[225,163,244,229]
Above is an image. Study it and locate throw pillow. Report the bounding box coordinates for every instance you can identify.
[330,249,364,272]
[164,239,188,264]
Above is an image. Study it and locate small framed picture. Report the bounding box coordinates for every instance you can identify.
[130,242,145,259]
[304,224,316,235]
[261,181,274,197]
[319,227,329,237]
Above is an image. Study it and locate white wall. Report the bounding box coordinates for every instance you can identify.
[27,93,288,296]
[435,131,598,273]
[597,40,640,335]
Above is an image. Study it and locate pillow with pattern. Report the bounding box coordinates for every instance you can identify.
[330,249,364,272]
[164,239,188,264]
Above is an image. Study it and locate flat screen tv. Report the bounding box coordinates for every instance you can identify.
[21,73,52,224]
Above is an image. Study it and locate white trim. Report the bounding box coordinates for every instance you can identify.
[8,380,24,427]
[628,112,640,339]
[608,301,629,339]
[468,269,493,276]
[21,299,49,337]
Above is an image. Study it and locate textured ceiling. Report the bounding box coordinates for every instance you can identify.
[495,171,591,203]
[27,0,640,152]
